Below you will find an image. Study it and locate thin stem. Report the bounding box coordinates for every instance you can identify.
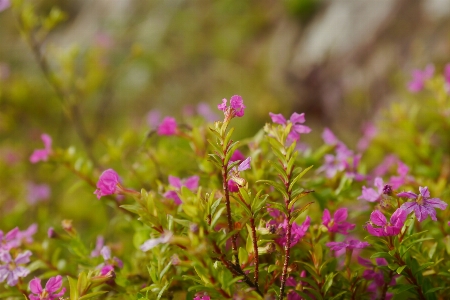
[394,253,426,300]
[250,217,260,291]
[279,218,292,300]
[380,270,394,300]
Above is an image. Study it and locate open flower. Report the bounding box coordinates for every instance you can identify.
[326,239,370,252]
[157,117,178,136]
[322,208,355,235]
[269,112,311,143]
[228,157,251,190]
[218,95,245,120]
[0,250,31,286]
[366,209,407,236]
[30,134,52,163]
[407,64,434,93]
[27,182,51,205]
[29,275,66,300]
[276,217,310,248]
[398,187,447,222]
[140,231,173,252]
[0,227,20,250]
[97,246,123,275]
[358,177,384,202]
[164,175,199,204]
[94,169,121,199]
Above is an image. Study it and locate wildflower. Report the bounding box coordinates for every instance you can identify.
[29,275,66,300]
[322,208,355,234]
[164,175,199,205]
[326,239,370,252]
[0,250,31,286]
[358,177,384,202]
[140,231,173,252]
[227,150,246,192]
[269,112,311,143]
[397,186,447,222]
[30,134,52,163]
[218,95,246,121]
[91,236,104,257]
[228,157,251,188]
[94,169,121,199]
[27,182,51,205]
[357,123,377,152]
[193,292,210,300]
[157,117,178,136]
[366,209,407,237]
[0,0,10,12]
[361,258,396,300]
[47,227,57,239]
[407,64,434,93]
[0,227,20,250]
[18,224,38,245]
[277,217,310,248]
[322,128,340,146]
[383,184,393,195]
[98,246,123,275]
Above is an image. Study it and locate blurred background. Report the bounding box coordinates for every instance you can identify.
[1,0,450,236]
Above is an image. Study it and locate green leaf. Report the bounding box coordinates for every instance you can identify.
[396,265,407,274]
[257,180,289,199]
[223,127,235,151]
[328,291,348,300]
[370,252,392,260]
[160,261,172,279]
[413,262,435,276]
[290,202,314,224]
[425,287,449,294]
[79,291,108,300]
[157,281,171,300]
[77,272,88,296]
[288,165,313,192]
[67,276,78,300]
[239,247,248,265]
[392,284,416,294]
[224,141,240,165]
[322,272,337,295]
[210,206,226,228]
[288,190,314,210]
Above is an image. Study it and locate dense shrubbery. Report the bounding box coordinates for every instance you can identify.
[2,1,450,300]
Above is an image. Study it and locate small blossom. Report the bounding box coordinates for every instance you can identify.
[164,175,199,204]
[157,117,178,136]
[47,227,56,239]
[94,169,121,199]
[194,292,210,300]
[0,227,20,250]
[30,134,52,163]
[366,209,407,236]
[276,217,310,248]
[18,224,38,245]
[326,239,370,252]
[357,123,377,152]
[398,186,447,222]
[97,246,123,274]
[27,182,51,205]
[0,250,31,286]
[218,95,246,120]
[322,128,340,146]
[358,177,384,202]
[140,231,173,252]
[0,0,10,12]
[407,64,434,93]
[230,149,245,163]
[322,208,355,235]
[269,112,311,143]
[29,275,66,300]
[383,184,393,195]
[229,157,252,189]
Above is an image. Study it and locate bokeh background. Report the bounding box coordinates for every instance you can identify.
[1,0,450,239]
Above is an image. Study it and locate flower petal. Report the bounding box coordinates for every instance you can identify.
[269,113,286,125]
[397,191,417,199]
[333,208,348,223]
[15,250,31,264]
[168,176,182,189]
[390,208,407,227]
[400,202,417,214]
[29,277,43,294]
[45,275,63,293]
[419,186,430,198]
[289,112,305,124]
[424,198,447,210]
[322,209,331,225]
[184,176,199,191]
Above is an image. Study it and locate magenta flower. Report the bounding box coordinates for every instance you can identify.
[140,231,173,252]
[218,95,246,120]
[398,187,447,222]
[194,292,211,300]
[366,209,407,237]
[276,217,310,247]
[0,250,31,286]
[407,64,434,93]
[228,157,252,189]
[317,143,359,179]
[29,275,66,300]
[0,0,10,12]
[322,208,355,234]
[97,246,123,275]
[30,134,52,163]
[27,182,51,205]
[91,235,104,257]
[358,177,384,202]
[444,64,450,87]
[0,227,20,250]
[230,149,245,162]
[157,117,178,136]
[94,169,121,199]
[269,112,311,143]
[164,175,199,204]
[322,128,341,146]
[326,239,370,252]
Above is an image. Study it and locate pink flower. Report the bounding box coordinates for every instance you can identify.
[357,123,377,152]
[358,177,384,202]
[27,182,51,205]
[29,275,66,300]
[0,0,10,12]
[277,217,310,248]
[269,112,311,143]
[366,209,407,236]
[94,169,121,199]
[407,64,434,93]
[230,149,245,162]
[30,134,52,163]
[0,227,20,250]
[18,224,38,245]
[322,208,355,234]
[444,64,450,89]
[157,117,177,136]
[0,250,31,286]
[97,246,123,275]
[194,292,210,300]
[140,231,173,252]
[91,236,104,257]
[326,239,370,252]
[218,95,246,119]
[164,175,199,204]
[322,128,340,146]
[398,186,447,222]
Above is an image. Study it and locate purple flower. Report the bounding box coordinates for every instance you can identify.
[322,128,340,146]
[230,149,245,163]
[269,112,311,143]
[229,157,252,188]
[0,0,10,12]
[444,64,450,86]
[398,187,447,222]
[140,231,173,252]
[97,246,123,275]
[0,250,31,286]
[197,102,218,122]
[317,142,359,179]
[366,209,407,236]
[218,95,245,119]
[194,292,211,300]
[357,123,377,152]
[358,177,384,202]
[276,217,310,247]
[94,169,121,199]
[91,236,104,257]
[326,239,370,252]
[0,227,20,250]
[164,175,199,204]
[322,208,355,234]
[18,224,38,245]
[407,64,434,93]
[157,117,178,136]
[29,275,66,300]
[27,182,51,205]
[30,134,52,163]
